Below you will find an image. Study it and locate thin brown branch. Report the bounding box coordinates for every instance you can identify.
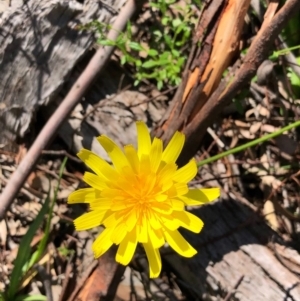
[0,0,137,220]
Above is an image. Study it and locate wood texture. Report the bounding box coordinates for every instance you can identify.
[163,195,300,301]
[154,0,251,148]
[0,0,125,146]
[180,0,300,162]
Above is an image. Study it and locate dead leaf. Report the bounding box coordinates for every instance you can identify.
[261,124,277,133]
[23,201,42,215]
[8,219,20,236]
[264,200,279,231]
[260,153,269,170]
[235,120,250,128]
[261,175,281,190]
[0,220,7,246]
[245,107,258,119]
[258,105,270,117]
[240,129,255,139]
[250,122,262,134]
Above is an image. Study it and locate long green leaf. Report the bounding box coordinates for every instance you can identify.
[6,197,50,300]
[6,158,68,300]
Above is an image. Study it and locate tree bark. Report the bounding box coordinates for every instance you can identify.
[0,0,126,148]
[153,0,300,165]
[153,0,251,149]
[163,194,300,301]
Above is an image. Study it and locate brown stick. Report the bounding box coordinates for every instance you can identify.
[0,0,137,220]
[179,0,300,163]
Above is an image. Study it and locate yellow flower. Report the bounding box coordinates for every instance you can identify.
[68,122,220,278]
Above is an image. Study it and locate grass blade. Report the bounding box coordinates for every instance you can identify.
[6,197,50,300]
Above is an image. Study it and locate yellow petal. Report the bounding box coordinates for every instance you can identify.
[151,202,172,215]
[124,144,140,173]
[136,121,151,158]
[68,188,100,204]
[103,211,124,228]
[101,188,124,198]
[101,187,136,202]
[83,172,107,191]
[148,225,165,248]
[138,218,148,243]
[74,210,105,230]
[97,136,129,173]
[110,200,133,211]
[163,228,197,257]
[125,209,138,232]
[158,162,177,179]
[172,159,197,183]
[113,171,137,193]
[162,131,185,163]
[143,242,162,278]
[77,149,118,179]
[182,188,220,205]
[171,199,185,211]
[160,215,179,231]
[139,154,151,175]
[89,198,112,210]
[116,229,138,265]
[173,211,204,233]
[155,194,168,202]
[111,223,127,244]
[174,183,189,196]
[161,180,174,193]
[149,137,163,172]
[144,173,157,194]
[92,227,114,258]
[148,211,162,229]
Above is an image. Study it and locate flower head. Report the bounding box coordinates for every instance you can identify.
[68,122,219,277]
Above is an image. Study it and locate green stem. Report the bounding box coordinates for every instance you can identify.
[273,44,300,57]
[197,119,300,167]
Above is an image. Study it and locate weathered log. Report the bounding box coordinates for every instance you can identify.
[163,194,300,301]
[0,0,126,148]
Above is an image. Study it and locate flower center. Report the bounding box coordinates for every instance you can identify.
[128,172,161,213]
